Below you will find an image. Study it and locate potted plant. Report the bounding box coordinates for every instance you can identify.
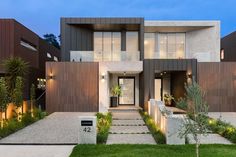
[110,85,122,107]
[163,93,174,106]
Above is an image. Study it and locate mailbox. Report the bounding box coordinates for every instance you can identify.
[78,116,96,144]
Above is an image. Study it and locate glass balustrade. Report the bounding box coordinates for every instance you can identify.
[70,51,140,62]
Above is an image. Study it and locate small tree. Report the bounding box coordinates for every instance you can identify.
[12,76,24,109]
[30,84,36,112]
[0,77,9,125]
[177,81,208,157]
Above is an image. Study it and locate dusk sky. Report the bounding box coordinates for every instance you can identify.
[1,0,236,38]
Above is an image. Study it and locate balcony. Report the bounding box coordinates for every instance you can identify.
[70,51,140,62]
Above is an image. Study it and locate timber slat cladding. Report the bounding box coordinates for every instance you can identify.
[198,62,236,112]
[46,62,99,113]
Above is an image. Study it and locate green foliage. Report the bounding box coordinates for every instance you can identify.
[207,118,236,143]
[12,76,23,108]
[0,107,47,139]
[0,77,9,112]
[96,112,112,144]
[3,57,28,95]
[70,144,236,157]
[176,97,187,110]
[33,107,47,120]
[111,85,122,97]
[43,33,60,49]
[139,110,166,144]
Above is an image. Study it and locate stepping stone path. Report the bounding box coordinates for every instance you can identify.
[106,110,156,144]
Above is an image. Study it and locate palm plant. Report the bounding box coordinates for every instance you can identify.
[3,57,28,95]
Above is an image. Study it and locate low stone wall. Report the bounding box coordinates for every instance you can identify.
[148,99,185,145]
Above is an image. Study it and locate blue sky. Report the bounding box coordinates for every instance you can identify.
[0,0,235,37]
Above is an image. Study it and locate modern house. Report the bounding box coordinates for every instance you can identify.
[221,31,236,62]
[45,17,236,113]
[0,19,60,103]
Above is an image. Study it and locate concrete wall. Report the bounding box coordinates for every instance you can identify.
[99,61,143,112]
[186,23,220,62]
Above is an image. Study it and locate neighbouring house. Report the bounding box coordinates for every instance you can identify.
[221,31,236,61]
[46,17,236,113]
[0,19,60,109]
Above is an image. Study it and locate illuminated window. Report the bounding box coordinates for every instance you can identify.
[221,49,224,60]
[47,53,52,58]
[20,39,37,51]
[53,56,58,61]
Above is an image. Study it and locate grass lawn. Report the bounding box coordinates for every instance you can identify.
[70,144,236,157]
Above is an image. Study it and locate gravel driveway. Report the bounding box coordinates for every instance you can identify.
[0,112,95,144]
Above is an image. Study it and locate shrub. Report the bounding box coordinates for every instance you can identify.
[21,112,36,126]
[139,110,166,144]
[96,112,112,144]
[207,118,236,143]
[33,107,47,120]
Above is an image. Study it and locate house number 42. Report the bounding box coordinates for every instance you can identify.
[83,127,91,132]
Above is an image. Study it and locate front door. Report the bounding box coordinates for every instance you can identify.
[118,77,135,105]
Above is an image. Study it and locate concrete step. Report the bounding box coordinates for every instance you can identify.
[109,126,150,134]
[112,120,145,126]
[106,134,156,144]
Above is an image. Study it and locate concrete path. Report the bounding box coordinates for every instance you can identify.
[106,111,156,144]
[0,112,95,144]
[0,145,74,157]
[188,134,232,144]
[208,112,236,127]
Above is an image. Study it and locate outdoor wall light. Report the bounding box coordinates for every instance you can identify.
[101,73,106,82]
[187,73,192,79]
[46,73,55,80]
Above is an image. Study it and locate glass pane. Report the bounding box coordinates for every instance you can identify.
[94,32,103,61]
[112,32,121,61]
[144,33,155,59]
[103,32,112,61]
[176,33,185,58]
[158,34,167,58]
[126,32,139,52]
[167,33,176,59]
[119,78,135,105]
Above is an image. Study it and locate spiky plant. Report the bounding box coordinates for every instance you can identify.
[3,57,28,95]
[177,81,208,157]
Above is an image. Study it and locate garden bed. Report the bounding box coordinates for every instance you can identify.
[96,112,112,144]
[139,110,166,144]
[0,108,46,139]
[207,117,236,143]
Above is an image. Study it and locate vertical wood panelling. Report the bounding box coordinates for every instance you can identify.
[198,62,236,112]
[46,62,99,113]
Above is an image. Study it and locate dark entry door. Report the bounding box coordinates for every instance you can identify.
[118,77,135,105]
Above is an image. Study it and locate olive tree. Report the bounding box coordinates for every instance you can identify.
[176,81,208,157]
[30,84,36,111]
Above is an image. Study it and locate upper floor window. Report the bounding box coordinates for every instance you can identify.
[47,52,52,58]
[53,56,58,61]
[20,39,37,51]
[144,33,185,59]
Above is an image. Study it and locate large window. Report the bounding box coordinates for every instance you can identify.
[144,33,185,59]
[94,32,121,61]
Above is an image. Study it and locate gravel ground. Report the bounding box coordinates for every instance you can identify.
[0,112,95,144]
